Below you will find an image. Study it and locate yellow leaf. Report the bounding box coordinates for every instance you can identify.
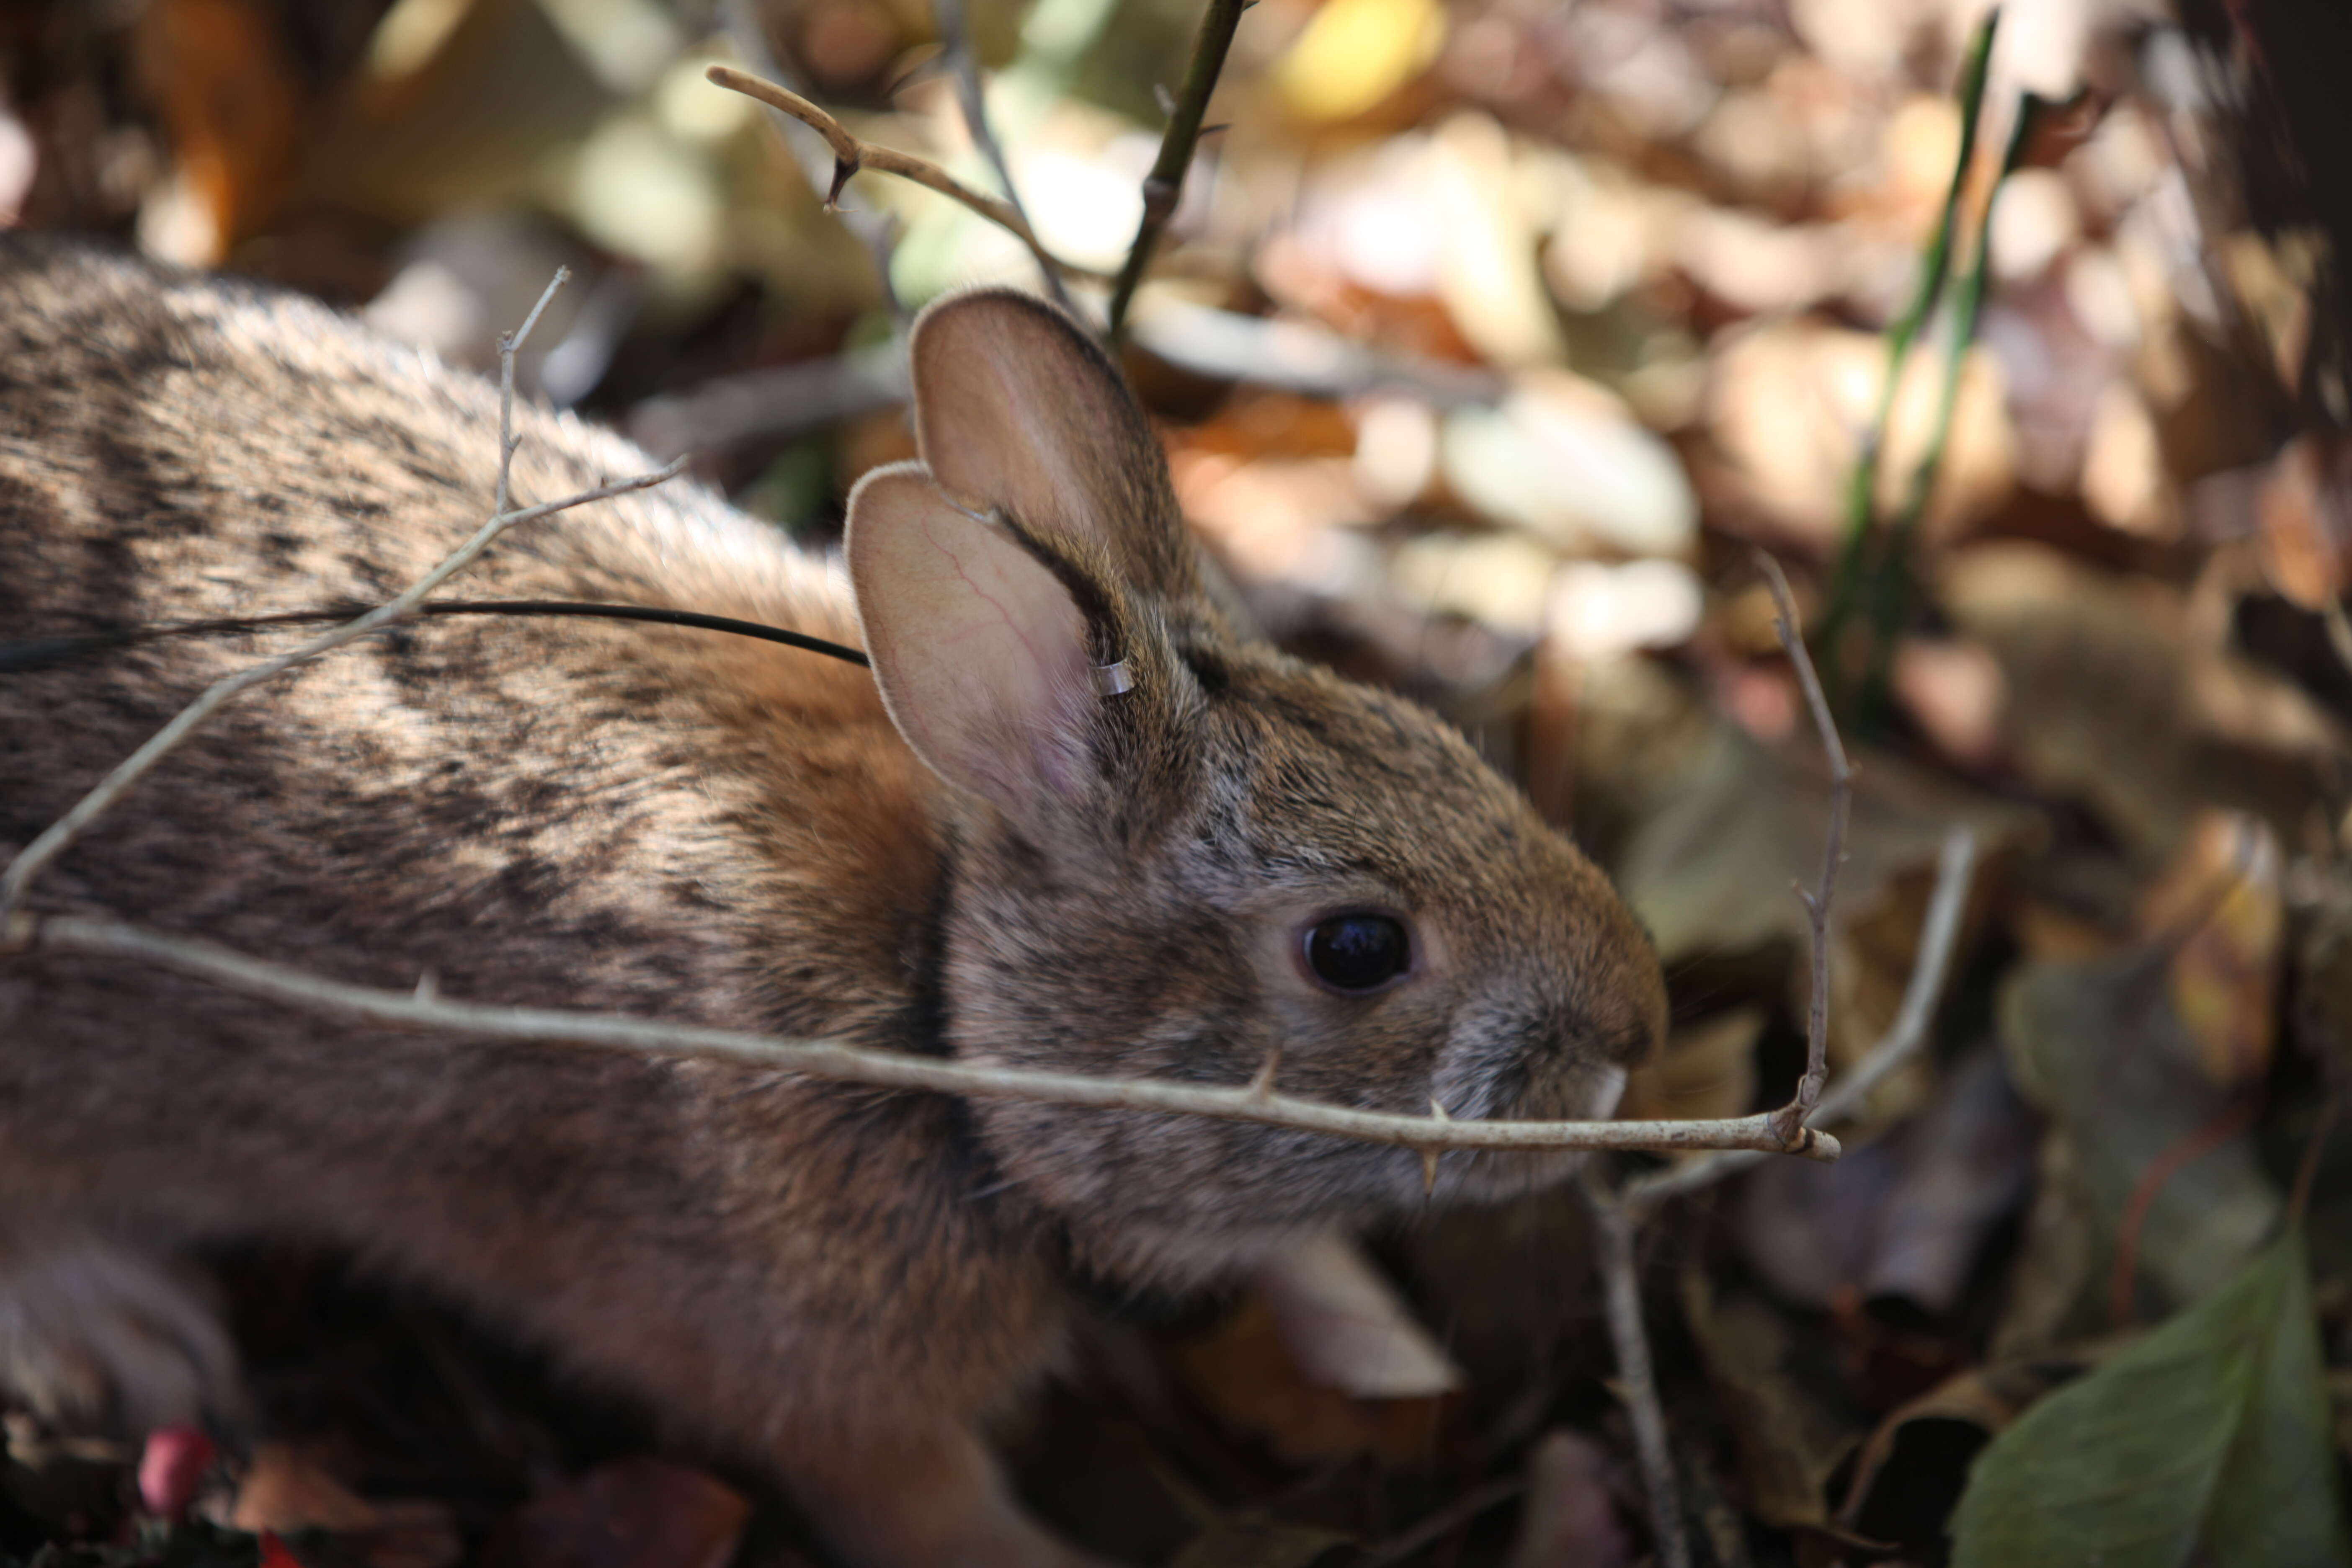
[1275,0,1446,124]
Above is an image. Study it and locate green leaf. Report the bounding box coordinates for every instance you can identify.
[1950,1228,2351,1568]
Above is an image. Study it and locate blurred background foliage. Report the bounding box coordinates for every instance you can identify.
[9,0,2352,1563]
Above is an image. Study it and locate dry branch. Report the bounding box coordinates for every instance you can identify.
[4,914,1841,1161]
[1589,1186,1689,1568]
[1757,551,1852,1143]
[1622,823,1978,1211]
[706,66,1112,286]
[929,0,1071,312]
[1105,0,1248,338]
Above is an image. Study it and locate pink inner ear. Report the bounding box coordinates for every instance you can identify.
[846,465,1096,813]
[909,293,1147,558]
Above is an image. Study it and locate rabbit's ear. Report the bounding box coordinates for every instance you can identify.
[908,290,1195,598]
[847,462,1097,813]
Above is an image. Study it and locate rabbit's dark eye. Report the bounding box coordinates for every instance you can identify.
[1304,913,1411,993]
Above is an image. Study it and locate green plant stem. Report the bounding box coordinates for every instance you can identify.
[1106,0,1247,340]
[1816,8,2000,695]
[1850,90,2048,727]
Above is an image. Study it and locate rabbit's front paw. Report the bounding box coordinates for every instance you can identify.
[0,1232,243,1438]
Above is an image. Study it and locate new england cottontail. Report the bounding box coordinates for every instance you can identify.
[0,236,1666,1566]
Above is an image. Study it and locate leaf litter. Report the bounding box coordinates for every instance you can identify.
[12,0,2352,1563]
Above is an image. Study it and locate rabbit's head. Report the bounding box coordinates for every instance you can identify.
[848,293,1667,1287]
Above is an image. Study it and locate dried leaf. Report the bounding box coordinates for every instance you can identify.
[230,1444,460,1568]
[1440,375,1697,554]
[1253,1234,1462,1400]
[2136,812,2282,1088]
[1942,545,2347,861]
[1704,320,2014,545]
[1612,717,2022,978]
[1621,1006,1762,1123]
[1951,1230,2352,1568]
[2000,951,2279,1319]
[1681,1273,1859,1531]
[1273,0,1445,124]
[1734,1048,2035,1314]
[481,1459,748,1568]
[230,1444,382,1535]
[1166,1292,1452,1466]
[1838,1358,2081,1550]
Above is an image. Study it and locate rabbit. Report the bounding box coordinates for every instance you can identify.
[0,234,1667,1567]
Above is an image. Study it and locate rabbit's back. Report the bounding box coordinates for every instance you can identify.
[0,237,1068,1457]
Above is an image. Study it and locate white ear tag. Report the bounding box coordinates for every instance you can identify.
[941,498,1135,703]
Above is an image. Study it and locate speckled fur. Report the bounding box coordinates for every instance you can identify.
[0,237,1664,1564]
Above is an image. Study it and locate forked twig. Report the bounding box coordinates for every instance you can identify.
[1757,551,1852,1145]
[1583,565,1968,1568]
[1584,827,1975,1568]
[1623,824,1978,1211]
[1105,0,1248,338]
[0,273,686,919]
[3,913,1840,1161]
[706,66,1112,286]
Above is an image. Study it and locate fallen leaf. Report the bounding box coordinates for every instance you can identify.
[1166,1291,1452,1466]
[2001,950,2280,1320]
[1703,319,2015,545]
[1837,1357,2084,1551]
[1253,1233,1462,1400]
[230,1443,460,1568]
[481,1459,748,1568]
[1609,715,2022,990]
[1426,115,1565,367]
[1621,1006,1762,1124]
[1441,374,1697,555]
[1274,0,1445,124]
[1681,1271,1860,1532]
[1942,544,2347,862]
[231,1444,382,1535]
[132,0,309,263]
[1951,1229,2352,1568]
[1733,1047,2036,1315]
[2136,812,2283,1088]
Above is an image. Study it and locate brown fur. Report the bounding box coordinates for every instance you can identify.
[0,237,1664,1565]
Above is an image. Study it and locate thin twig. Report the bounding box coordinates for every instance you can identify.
[706,66,1112,286]
[1622,825,1978,1211]
[496,268,569,517]
[1587,1183,1688,1568]
[720,0,905,316]
[2,913,1840,1162]
[0,463,683,918]
[1105,0,1247,339]
[1129,295,1502,406]
[1756,552,1851,1145]
[930,0,1072,312]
